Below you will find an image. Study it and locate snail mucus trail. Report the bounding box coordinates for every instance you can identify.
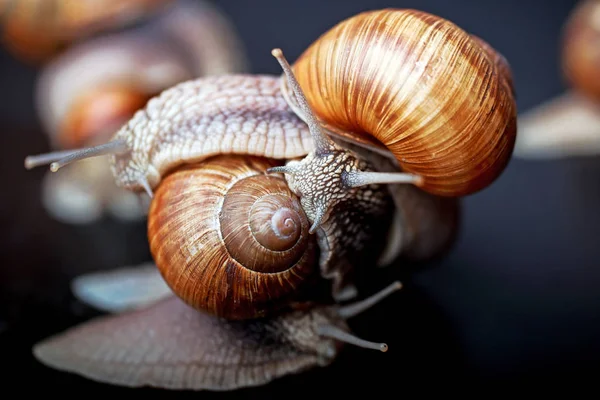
[25,48,422,234]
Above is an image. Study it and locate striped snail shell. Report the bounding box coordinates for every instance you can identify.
[280,8,517,197]
[147,155,319,320]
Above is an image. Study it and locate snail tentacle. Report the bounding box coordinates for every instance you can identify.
[270,49,336,154]
[268,49,421,233]
[336,281,403,319]
[344,171,423,188]
[316,325,388,352]
[24,139,129,170]
[315,280,403,352]
[24,139,155,197]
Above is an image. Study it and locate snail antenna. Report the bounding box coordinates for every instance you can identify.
[271,48,336,155]
[343,171,424,188]
[265,165,297,176]
[337,281,402,319]
[316,325,388,352]
[24,149,84,170]
[24,140,129,172]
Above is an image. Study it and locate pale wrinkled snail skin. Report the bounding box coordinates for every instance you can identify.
[33,279,401,391]
[108,75,314,192]
[282,8,517,197]
[32,295,345,391]
[302,156,395,300]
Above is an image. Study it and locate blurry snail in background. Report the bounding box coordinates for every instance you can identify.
[0,0,177,64]
[33,0,247,224]
[515,0,600,159]
[25,8,516,391]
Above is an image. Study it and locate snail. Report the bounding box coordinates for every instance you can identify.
[24,8,515,389]
[33,0,247,224]
[515,0,600,159]
[33,271,403,391]
[0,0,175,63]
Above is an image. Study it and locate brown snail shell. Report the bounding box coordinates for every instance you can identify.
[147,155,319,320]
[281,8,517,197]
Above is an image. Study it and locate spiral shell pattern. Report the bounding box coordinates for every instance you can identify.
[147,155,317,320]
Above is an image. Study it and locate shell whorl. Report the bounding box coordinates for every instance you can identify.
[282,8,517,197]
[147,154,318,320]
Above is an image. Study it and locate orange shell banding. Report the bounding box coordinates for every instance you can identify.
[289,9,517,197]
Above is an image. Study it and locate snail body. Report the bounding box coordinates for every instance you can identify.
[33,278,402,391]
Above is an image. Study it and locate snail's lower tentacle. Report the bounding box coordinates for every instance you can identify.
[337,281,403,319]
[315,280,403,352]
[316,324,388,352]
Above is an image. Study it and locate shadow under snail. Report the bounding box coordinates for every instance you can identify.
[24,8,517,391]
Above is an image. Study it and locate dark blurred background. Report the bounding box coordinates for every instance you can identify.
[2,0,598,395]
